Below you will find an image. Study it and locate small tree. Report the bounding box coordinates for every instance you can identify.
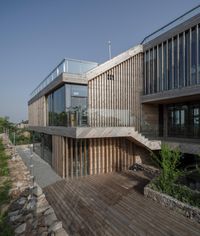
[151,144,182,194]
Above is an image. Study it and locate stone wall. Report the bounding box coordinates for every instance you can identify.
[2,135,68,236]
[144,185,200,224]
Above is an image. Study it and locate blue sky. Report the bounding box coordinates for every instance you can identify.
[0,0,199,122]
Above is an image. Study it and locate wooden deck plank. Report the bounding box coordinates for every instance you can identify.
[44,171,200,236]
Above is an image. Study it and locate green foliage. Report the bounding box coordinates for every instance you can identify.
[151,144,182,194]
[9,130,31,145]
[150,145,200,208]
[0,139,13,236]
[0,180,11,206]
[0,140,9,177]
[0,213,14,236]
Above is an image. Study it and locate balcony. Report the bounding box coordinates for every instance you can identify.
[30,58,98,99]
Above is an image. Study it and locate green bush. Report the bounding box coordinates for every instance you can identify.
[151,144,182,194]
[150,145,200,208]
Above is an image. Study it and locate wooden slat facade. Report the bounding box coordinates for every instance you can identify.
[51,136,137,178]
[88,53,143,130]
[28,96,46,126]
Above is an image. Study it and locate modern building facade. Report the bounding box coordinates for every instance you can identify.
[28,6,200,178]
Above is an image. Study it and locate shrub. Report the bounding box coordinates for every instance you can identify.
[151,144,182,194]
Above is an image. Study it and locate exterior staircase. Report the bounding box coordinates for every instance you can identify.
[77,127,161,150]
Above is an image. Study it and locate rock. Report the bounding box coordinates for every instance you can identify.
[32,219,38,229]
[48,221,62,233]
[26,199,36,210]
[40,231,48,236]
[15,223,26,234]
[17,197,27,205]
[10,214,22,222]
[44,206,54,216]
[33,185,43,197]
[8,210,19,217]
[25,213,34,221]
[45,213,57,226]
[37,226,48,234]
[36,204,50,214]
[54,228,68,236]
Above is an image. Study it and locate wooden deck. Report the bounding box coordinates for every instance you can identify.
[43,171,200,236]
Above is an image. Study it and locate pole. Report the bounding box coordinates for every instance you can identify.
[108,41,112,60]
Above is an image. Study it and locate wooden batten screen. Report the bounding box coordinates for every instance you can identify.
[88,53,143,130]
[51,136,136,178]
[28,96,46,126]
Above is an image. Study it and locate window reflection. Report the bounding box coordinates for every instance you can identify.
[47,84,88,127]
[167,103,200,138]
[144,24,199,94]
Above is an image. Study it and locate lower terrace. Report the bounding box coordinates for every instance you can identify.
[44,170,200,236]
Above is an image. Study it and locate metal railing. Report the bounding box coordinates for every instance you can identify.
[30,58,98,99]
[141,4,200,44]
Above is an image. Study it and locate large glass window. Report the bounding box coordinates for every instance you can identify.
[179,33,184,87]
[185,30,190,86]
[154,47,158,92]
[198,25,200,83]
[150,49,153,93]
[167,102,200,138]
[158,44,162,91]
[145,51,149,94]
[163,42,167,90]
[144,25,200,95]
[173,37,178,88]
[191,26,197,85]
[33,132,52,166]
[47,84,88,127]
[168,39,172,90]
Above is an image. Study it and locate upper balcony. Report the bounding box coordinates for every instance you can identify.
[30,58,98,100]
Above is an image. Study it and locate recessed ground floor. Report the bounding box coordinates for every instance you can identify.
[43,171,200,236]
[32,131,150,178]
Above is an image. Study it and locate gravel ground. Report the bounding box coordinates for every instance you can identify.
[16,146,61,188]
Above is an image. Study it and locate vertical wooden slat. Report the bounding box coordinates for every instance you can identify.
[65,138,68,178]
[89,139,93,175]
[84,139,87,176]
[79,139,82,177]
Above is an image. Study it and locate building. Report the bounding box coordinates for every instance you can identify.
[28,6,200,178]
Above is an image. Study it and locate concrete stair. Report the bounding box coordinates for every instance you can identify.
[77,127,161,151]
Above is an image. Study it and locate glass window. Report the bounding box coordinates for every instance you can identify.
[179,33,184,87]
[167,102,200,138]
[168,39,172,90]
[150,49,153,93]
[163,42,167,90]
[158,44,162,91]
[47,84,88,127]
[145,51,149,94]
[173,37,178,88]
[154,47,157,93]
[185,30,190,86]
[191,26,197,85]
[198,25,200,83]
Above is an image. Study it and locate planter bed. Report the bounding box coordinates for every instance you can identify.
[144,185,200,224]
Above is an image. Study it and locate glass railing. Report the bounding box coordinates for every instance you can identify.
[30,58,98,99]
[141,5,200,44]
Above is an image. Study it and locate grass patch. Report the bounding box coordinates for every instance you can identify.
[0,138,13,236]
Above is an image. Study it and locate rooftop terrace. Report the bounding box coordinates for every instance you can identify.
[30,58,98,99]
